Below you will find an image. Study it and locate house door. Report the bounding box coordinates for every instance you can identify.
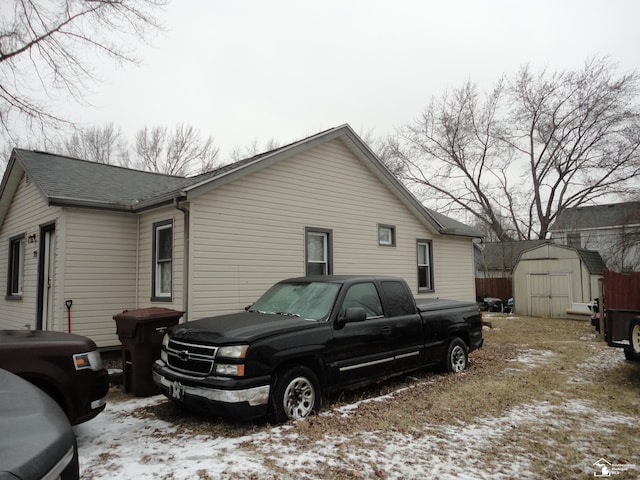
[38,225,56,331]
[528,273,571,318]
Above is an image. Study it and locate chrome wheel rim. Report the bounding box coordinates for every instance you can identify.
[632,324,640,354]
[283,376,315,419]
[450,345,467,372]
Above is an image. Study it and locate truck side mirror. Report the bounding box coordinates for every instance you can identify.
[335,307,367,329]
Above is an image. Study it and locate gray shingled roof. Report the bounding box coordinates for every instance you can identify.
[576,248,607,275]
[425,208,484,238]
[14,149,203,209]
[3,126,483,239]
[552,202,640,230]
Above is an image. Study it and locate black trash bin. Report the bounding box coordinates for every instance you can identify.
[113,307,184,397]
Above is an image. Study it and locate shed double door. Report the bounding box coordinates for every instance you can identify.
[528,273,571,318]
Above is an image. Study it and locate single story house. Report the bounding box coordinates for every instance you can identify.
[0,124,481,347]
[512,242,605,318]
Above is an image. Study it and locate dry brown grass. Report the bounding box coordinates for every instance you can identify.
[107,315,640,479]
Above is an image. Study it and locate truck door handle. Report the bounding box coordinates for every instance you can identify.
[381,326,391,335]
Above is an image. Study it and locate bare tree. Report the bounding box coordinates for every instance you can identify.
[229,137,281,162]
[52,123,130,166]
[386,57,640,241]
[0,0,166,147]
[134,123,220,176]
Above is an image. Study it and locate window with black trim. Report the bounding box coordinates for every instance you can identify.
[7,234,25,298]
[152,220,173,301]
[305,227,333,276]
[378,224,396,246]
[417,240,434,292]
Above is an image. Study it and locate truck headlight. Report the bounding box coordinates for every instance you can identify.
[162,333,170,348]
[217,345,248,359]
[73,350,103,371]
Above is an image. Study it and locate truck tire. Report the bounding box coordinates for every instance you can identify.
[628,321,640,360]
[268,365,320,423]
[443,338,468,373]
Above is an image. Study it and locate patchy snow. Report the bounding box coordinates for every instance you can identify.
[507,349,555,369]
[74,346,637,479]
[74,394,638,479]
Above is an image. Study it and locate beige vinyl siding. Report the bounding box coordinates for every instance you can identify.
[428,236,476,301]
[0,172,60,330]
[63,209,137,347]
[188,139,475,318]
[136,207,184,312]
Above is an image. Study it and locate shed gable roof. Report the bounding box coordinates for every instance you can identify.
[516,242,606,275]
[0,124,481,238]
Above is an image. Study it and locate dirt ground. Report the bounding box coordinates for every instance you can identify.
[93,314,640,479]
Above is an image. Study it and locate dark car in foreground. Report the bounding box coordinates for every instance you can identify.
[0,368,79,480]
[0,330,109,425]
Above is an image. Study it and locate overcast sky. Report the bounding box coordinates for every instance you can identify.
[58,0,640,160]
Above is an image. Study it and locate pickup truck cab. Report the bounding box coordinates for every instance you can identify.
[153,276,483,423]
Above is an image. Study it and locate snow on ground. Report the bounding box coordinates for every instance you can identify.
[74,346,636,480]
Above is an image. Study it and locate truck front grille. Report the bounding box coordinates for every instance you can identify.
[166,338,218,376]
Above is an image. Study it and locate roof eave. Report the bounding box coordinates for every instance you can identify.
[0,154,22,226]
[47,196,135,212]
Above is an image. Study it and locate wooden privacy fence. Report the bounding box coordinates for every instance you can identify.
[604,271,640,310]
[475,277,512,301]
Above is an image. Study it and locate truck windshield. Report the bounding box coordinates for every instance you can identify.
[248,282,340,321]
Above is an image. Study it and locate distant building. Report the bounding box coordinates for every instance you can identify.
[549,202,640,272]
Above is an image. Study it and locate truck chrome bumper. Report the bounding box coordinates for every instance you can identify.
[152,370,270,407]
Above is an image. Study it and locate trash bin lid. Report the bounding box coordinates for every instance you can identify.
[113,307,184,322]
[114,307,184,337]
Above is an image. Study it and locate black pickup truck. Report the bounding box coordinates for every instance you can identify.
[153,275,483,423]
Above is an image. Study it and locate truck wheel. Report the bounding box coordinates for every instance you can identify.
[443,338,468,373]
[268,366,320,423]
[628,321,640,358]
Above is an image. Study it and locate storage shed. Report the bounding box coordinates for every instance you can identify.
[512,243,605,318]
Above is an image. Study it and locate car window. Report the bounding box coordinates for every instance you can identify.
[341,282,384,319]
[381,280,416,316]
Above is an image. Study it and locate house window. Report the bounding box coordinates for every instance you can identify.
[417,240,434,292]
[7,235,25,298]
[378,225,396,246]
[567,232,581,249]
[305,227,333,276]
[152,220,173,300]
